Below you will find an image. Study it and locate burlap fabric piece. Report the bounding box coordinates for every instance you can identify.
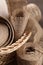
[16,42,43,65]
[0,2,32,65]
[0,2,42,65]
[0,29,31,65]
[0,16,15,65]
[23,4,43,44]
[0,16,14,47]
[6,0,28,16]
[10,3,42,43]
[15,4,43,65]
[10,7,29,41]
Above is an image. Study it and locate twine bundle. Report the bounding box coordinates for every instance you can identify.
[0,16,15,65]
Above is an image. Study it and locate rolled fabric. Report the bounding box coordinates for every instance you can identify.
[0,16,15,65]
[6,0,28,15]
[0,16,14,47]
[0,0,9,19]
[16,42,43,65]
[11,7,29,41]
[0,31,31,65]
[24,3,41,21]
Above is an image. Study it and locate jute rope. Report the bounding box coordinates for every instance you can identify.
[0,32,31,65]
[0,32,32,54]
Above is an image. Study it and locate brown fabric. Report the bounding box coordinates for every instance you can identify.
[0,52,16,65]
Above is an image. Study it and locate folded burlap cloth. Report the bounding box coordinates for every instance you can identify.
[0,0,31,65]
[0,16,31,65]
[16,42,43,65]
[6,0,28,16]
[0,1,43,65]
[10,3,42,43]
[0,31,31,65]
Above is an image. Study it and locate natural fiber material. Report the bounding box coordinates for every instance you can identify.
[24,3,41,21]
[6,0,28,15]
[39,34,43,49]
[17,54,42,65]
[0,31,31,65]
[0,32,32,54]
[37,33,43,54]
[17,42,43,65]
[11,3,42,43]
[0,2,42,65]
[11,7,29,41]
[0,16,31,65]
[23,4,42,43]
[0,15,32,65]
[0,52,15,65]
[0,17,14,47]
[0,23,9,46]
[30,18,43,43]
[0,17,32,65]
[0,16,15,65]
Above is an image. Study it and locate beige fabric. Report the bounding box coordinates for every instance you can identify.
[0,2,43,65]
[0,17,14,47]
[0,23,9,46]
[24,3,41,21]
[0,32,31,65]
[6,0,28,15]
[17,42,43,65]
[11,7,29,40]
